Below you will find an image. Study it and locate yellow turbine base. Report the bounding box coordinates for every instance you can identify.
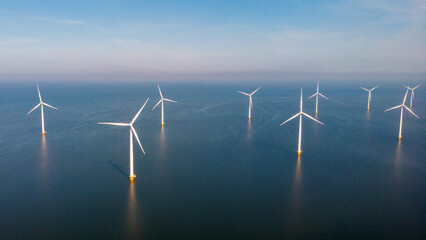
[398,136,401,140]
[161,123,164,126]
[315,112,318,114]
[248,117,251,119]
[130,175,136,181]
[42,132,46,136]
[297,151,302,156]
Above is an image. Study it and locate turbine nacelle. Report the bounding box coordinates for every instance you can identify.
[98,98,149,154]
[361,85,379,92]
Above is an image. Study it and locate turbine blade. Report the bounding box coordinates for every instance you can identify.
[404,106,419,118]
[404,86,412,90]
[302,112,324,125]
[157,84,163,98]
[371,85,379,91]
[402,89,409,105]
[385,105,402,112]
[238,91,250,96]
[318,93,328,99]
[37,85,42,102]
[97,122,129,126]
[308,93,317,99]
[280,113,300,126]
[131,126,145,154]
[131,98,149,124]
[27,103,41,115]
[250,87,261,95]
[152,99,162,110]
[413,84,421,90]
[360,87,369,92]
[163,98,177,103]
[43,103,58,110]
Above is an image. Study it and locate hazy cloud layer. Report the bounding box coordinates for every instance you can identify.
[0,0,424,81]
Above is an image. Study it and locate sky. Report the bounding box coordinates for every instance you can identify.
[0,0,425,81]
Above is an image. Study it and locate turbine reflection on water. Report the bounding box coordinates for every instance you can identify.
[286,156,303,234]
[39,135,50,211]
[394,141,402,178]
[126,182,139,238]
[291,156,302,211]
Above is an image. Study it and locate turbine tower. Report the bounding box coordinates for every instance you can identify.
[27,85,58,135]
[98,98,149,181]
[360,85,379,110]
[308,82,328,114]
[152,85,177,126]
[405,84,421,107]
[280,89,324,155]
[385,89,419,140]
[238,87,261,119]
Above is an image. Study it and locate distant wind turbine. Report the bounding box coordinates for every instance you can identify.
[308,82,328,115]
[360,85,379,110]
[405,84,421,107]
[27,85,58,135]
[152,85,177,126]
[385,89,419,140]
[238,87,261,119]
[280,89,324,155]
[98,98,149,181]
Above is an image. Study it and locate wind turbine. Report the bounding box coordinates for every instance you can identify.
[280,89,324,155]
[27,85,58,135]
[405,84,421,107]
[152,85,177,126]
[360,85,379,110]
[238,87,261,119]
[308,82,328,114]
[98,98,149,181]
[385,89,419,140]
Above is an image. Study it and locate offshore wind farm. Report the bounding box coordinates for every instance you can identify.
[0,0,425,239]
[1,82,424,239]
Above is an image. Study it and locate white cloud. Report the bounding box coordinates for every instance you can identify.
[0,38,42,45]
[29,16,86,25]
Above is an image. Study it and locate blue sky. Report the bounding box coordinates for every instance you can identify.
[0,0,424,81]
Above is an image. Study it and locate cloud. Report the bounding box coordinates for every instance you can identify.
[29,16,86,25]
[0,38,42,45]
[0,0,424,81]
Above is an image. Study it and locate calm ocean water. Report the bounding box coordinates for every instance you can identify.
[0,81,425,239]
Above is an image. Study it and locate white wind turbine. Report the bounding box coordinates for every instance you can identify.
[405,84,421,108]
[385,89,419,140]
[360,85,379,110]
[152,85,177,126]
[238,87,261,119]
[98,98,149,181]
[27,85,58,135]
[308,82,328,115]
[281,89,324,155]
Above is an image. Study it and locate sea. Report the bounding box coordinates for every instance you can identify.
[0,81,425,239]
